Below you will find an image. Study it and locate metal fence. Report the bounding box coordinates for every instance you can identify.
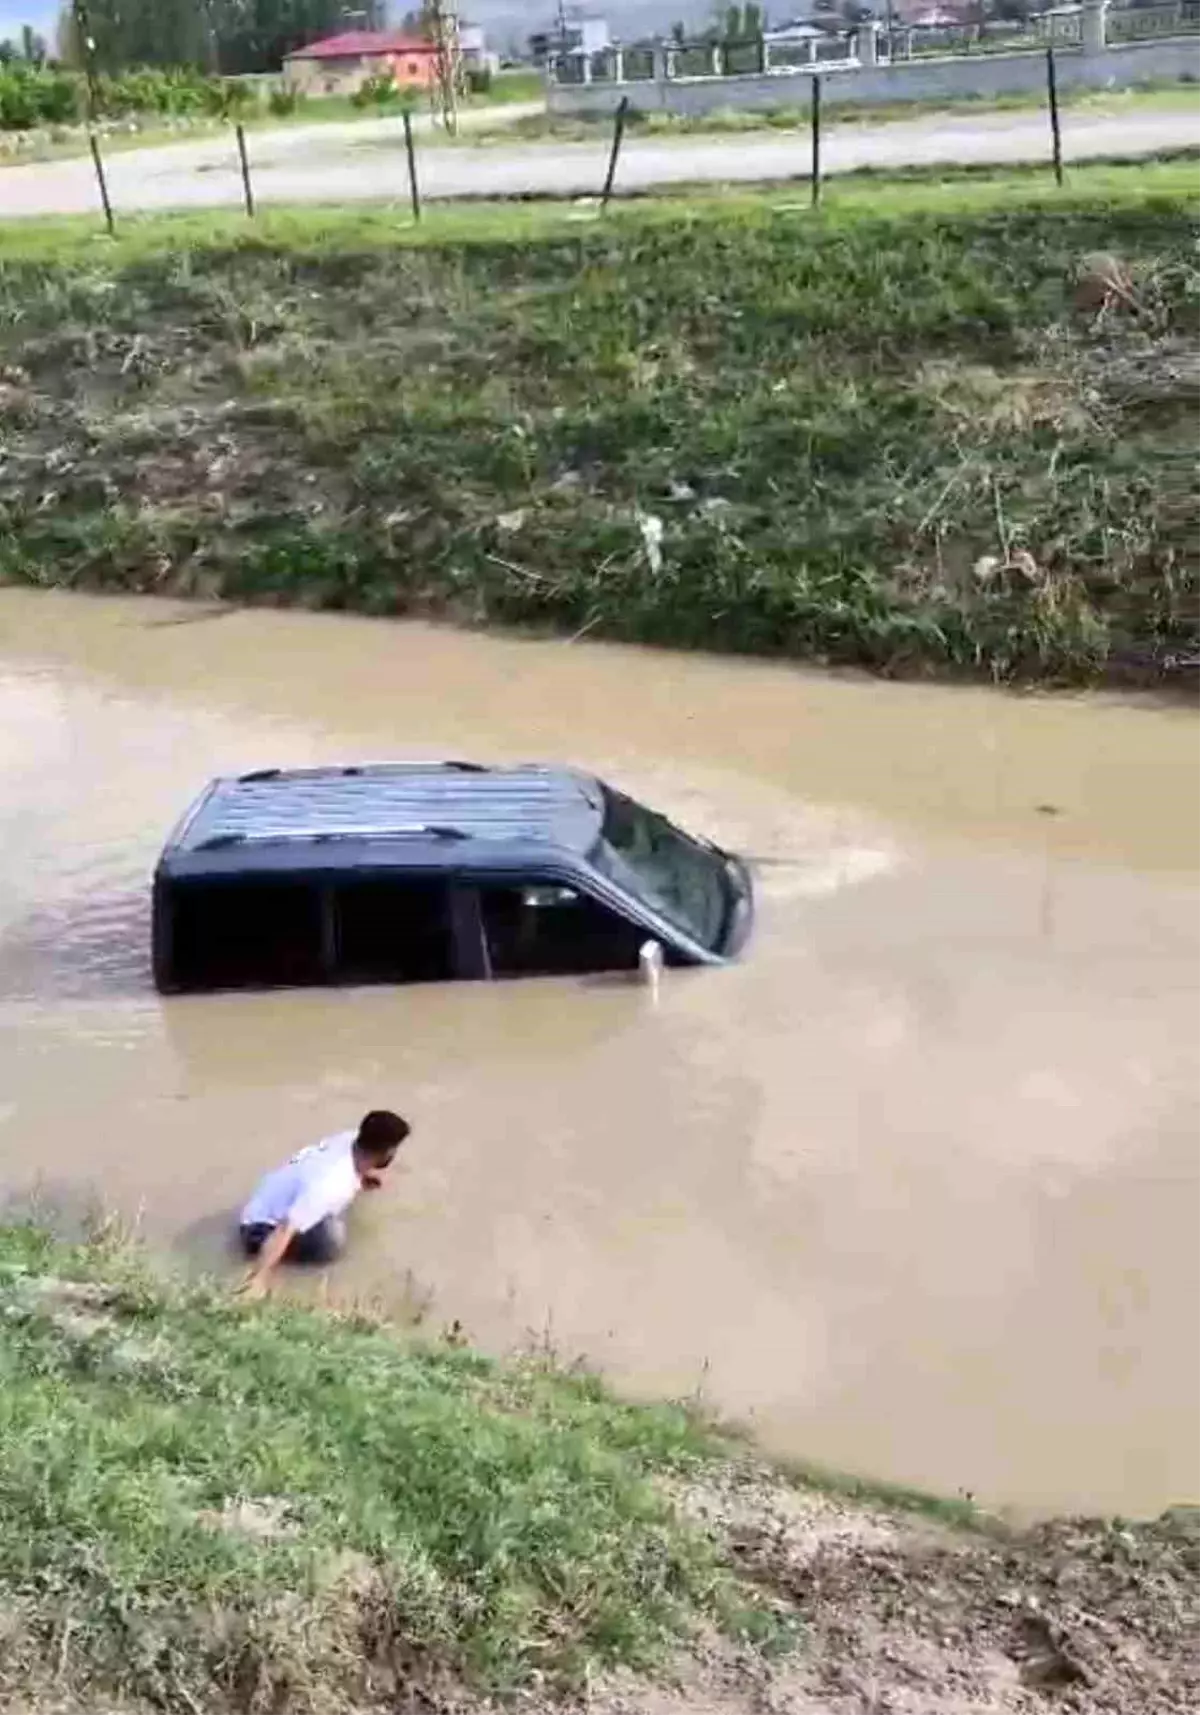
[546,2,1200,87]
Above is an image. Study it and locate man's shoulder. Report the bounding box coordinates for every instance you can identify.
[321,1129,358,1153]
[311,1131,358,1176]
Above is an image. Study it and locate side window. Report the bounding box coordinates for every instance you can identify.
[333,879,453,984]
[170,878,324,990]
[479,884,644,978]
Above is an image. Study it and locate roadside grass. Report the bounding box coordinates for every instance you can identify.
[0,158,1196,685]
[0,71,546,167]
[0,1222,783,1710]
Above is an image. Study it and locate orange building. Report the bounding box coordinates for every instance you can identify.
[283,30,440,97]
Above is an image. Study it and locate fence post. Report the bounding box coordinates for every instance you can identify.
[402,108,421,222]
[235,123,255,217]
[88,131,115,236]
[1045,47,1064,186]
[601,94,630,211]
[810,74,822,208]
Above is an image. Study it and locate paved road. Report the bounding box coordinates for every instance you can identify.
[0,102,1196,219]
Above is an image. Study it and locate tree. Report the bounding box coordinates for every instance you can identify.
[717,3,767,40]
[57,0,388,77]
[57,0,211,71]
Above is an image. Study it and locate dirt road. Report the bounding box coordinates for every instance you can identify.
[0,101,1195,217]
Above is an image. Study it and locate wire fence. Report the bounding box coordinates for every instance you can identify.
[75,49,1194,237]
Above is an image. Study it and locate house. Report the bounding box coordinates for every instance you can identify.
[282,30,440,97]
[529,15,611,65]
[459,22,501,76]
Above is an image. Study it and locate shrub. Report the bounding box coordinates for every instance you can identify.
[0,64,83,129]
[352,70,401,108]
[268,85,300,117]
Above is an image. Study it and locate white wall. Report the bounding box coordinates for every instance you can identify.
[547,35,1200,116]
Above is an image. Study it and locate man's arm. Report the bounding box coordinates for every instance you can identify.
[237,1222,295,1298]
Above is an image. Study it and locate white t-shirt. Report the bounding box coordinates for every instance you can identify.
[241,1131,360,1234]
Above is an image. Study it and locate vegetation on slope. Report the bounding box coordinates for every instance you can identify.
[0,1222,772,1709]
[0,161,1196,684]
[0,1222,1197,1715]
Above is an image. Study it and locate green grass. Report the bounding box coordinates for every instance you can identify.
[0,1223,782,1709]
[0,159,1196,685]
[0,73,545,168]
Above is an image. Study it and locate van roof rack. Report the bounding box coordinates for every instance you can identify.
[166,761,604,864]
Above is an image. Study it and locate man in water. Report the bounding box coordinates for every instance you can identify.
[237,1109,410,1298]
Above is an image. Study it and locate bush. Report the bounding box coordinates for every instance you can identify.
[465,65,493,95]
[352,70,402,108]
[268,84,300,117]
[0,64,83,130]
[219,77,258,117]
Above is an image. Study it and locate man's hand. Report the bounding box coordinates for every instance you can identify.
[234,1221,294,1299]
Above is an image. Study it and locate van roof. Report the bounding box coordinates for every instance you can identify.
[165,762,605,866]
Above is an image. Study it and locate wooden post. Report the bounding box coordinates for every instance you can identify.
[601,94,629,211]
[810,74,822,208]
[403,107,421,222]
[73,0,113,234]
[88,130,115,235]
[235,122,255,217]
[1046,48,1064,186]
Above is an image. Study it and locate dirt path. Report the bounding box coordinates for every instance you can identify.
[585,1474,1200,1715]
[0,102,1195,217]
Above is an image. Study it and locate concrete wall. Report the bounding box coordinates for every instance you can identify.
[546,35,1200,117]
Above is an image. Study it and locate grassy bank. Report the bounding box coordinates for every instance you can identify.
[0,160,1196,684]
[0,1222,768,1709]
[0,1223,1196,1715]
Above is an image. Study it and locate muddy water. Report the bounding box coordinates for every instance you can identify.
[1,588,1197,1517]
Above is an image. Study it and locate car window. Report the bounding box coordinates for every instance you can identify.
[333,879,454,984]
[165,876,457,990]
[168,878,325,989]
[594,787,728,952]
[479,884,644,978]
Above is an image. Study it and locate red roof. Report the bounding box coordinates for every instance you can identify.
[287,30,437,61]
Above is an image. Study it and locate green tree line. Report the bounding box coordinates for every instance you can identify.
[57,0,387,77]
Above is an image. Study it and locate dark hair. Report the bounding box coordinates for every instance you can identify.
[355,1110,411,1161]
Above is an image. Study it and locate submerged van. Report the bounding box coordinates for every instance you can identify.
[152,762,753,993]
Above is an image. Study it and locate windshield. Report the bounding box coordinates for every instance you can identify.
[594,787,730,952]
